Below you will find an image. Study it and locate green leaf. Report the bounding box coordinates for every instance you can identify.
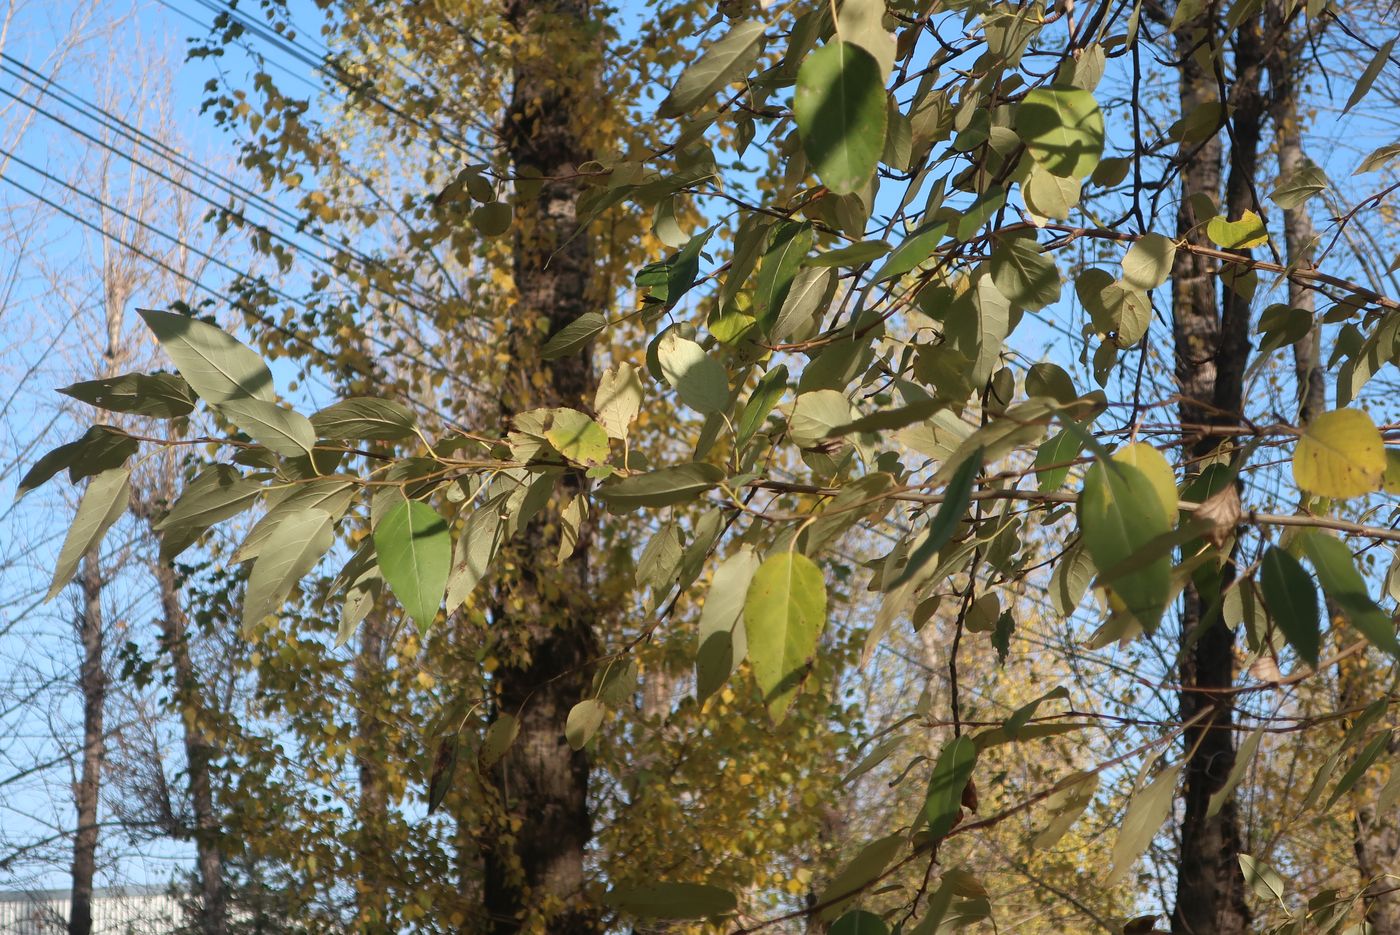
[814,834,904,921]
[540,312,606,359]
[990,236,1060,310]
[737,365,788,447]
[1326,730,1393,811]
[1259,547,1320,667]
[234,477,358,562]
[696,546,761,702]
[771,266,836,343]
[1206,211,1268,249]
[755,221,814,334]
[794,41,888,195]
[242,508,335,633]
[1078,458,1172,632]
[1269,161,1328,210]
[831,910,888,935]
[873,220,947,283]
[46,467,131,601]
[659,20,766,118]
[594,363,644,440]
[545,409,610,465]
[138,309,275,404]
[745,551,827,722]
[888,448,981,590]
[1301,532,1400,657]
[1033,771,1098,849]
[479,713,519,770]
[1106,765,1180,885]
[1120,233,1177,291]
[1023,164,1082,219]
[565,698,606,750]
[657,332,729,414]
[1014,86,1104,179]
[806,240,891,268]
[58,372,196,418]
[596,462,726,512]
[924,735,977,839]
[471,201,512,237]
[1239,854,1286,906]
[446,494,508,612]
[157,465,263,558]
[1344,36,1396,114]
[603,882,737,920]
[310,397,418,441]
[1208,724,1263,818]
[219,398,317,458]
[374,500,451,632]
[1035,429,1080,492]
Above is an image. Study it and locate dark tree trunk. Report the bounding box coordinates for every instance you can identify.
[152,561,227,935]
[1169,7,1259,934]
[354,610,391,928]
[69,554,106,935]
[479,1,601,928]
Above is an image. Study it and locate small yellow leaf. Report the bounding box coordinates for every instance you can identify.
[1113,442,1178,522]
[1206,210,1268,249]
[1384,449,1400,495]
[1292,409,1385,499]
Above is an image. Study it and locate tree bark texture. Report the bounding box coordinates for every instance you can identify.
[69,554,106,935]
[481,0,601,930]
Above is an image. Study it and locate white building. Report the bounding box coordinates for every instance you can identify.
[0,886,185,934]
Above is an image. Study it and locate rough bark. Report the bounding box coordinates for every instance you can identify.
[354,609,391,928]
[69,554,106,935]
[151,560,227,935]
[1169,8,1258,934]
[480,0,600,930]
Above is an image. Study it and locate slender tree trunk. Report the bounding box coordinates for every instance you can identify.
[151,560,227,935]
[354,610,391,928]
[69,553,106,935]
[480,0,600,930]
[1169,8,1256,933]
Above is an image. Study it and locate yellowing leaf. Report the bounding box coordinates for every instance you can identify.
[1112,443,1178,521]
[745,551,827,722]
[1205,210,1268,249]
[1292,408,1385,499]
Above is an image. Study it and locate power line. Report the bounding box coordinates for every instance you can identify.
[0,53,466,320]
[0,160,471,430]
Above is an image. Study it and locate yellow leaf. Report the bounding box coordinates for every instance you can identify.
[1112,442,1178,521]
[1385,449,1400,495]
[1292,409,1386,499]
[1206,210,1268,249]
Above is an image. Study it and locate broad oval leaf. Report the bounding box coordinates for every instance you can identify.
[1292,408,1385,499]
[479,713,519,770]
[745,551,827,722]
[1078,459,1172,632]
[794,42,888,196]
[657,332,729,414]
[139,309,275,404]
[737,365,789,448]
[1106,764,1180,885]
[242,507,335,633]
[1015,86,1104,179]
[604,882,737,920]
[659,20,766,118]
[565,698,606,750]
[925,735,978,839]
[595,462,726,512]
[541,311,606,359]
[46,467,131,601]
[311,397,418,441]
[695,546,761,702]
[1259,546,1320,667]
[1301,531,1400,657]
[1112,442,1177,521]
[219,398,317,458]
[58,372,196,418]
[831,910,888,935]
[374,500,451,632]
